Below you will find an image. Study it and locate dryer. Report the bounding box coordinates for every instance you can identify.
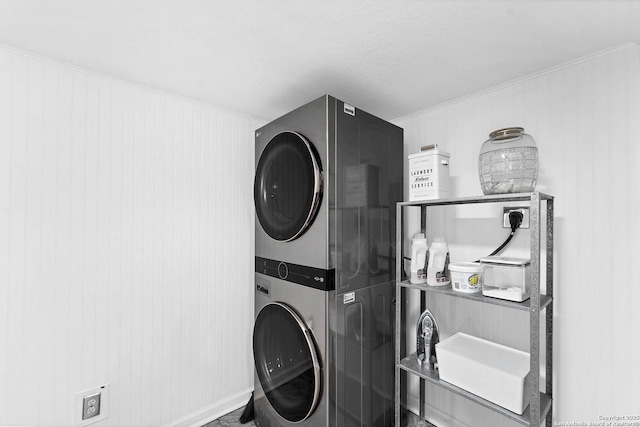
[253,95,402,426]
[254,95,403,294]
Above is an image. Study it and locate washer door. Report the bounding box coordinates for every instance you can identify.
[254,131,323,242]
[253,302,322,423]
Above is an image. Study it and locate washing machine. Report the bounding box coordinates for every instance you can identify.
[253,95,402,426]
[253,274,331,426]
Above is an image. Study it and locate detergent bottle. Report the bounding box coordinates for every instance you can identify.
[410,233,429,284]
[426,237,450,287]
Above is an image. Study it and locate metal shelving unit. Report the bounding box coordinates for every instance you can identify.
[394,192,554,427]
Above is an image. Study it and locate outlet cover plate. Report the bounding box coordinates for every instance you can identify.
[503,206,530,229]
[75,384,109,426]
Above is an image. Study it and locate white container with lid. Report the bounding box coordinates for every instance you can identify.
[436,332,531,415]
[480,256,531,302]
[449,262,482,293]
[408,145,450,201]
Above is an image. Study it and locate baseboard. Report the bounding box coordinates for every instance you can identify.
[163,388,253,427]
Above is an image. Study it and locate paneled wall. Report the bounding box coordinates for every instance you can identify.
[0,45,264,427]
[2,40,639,427]
[394,44,640,425]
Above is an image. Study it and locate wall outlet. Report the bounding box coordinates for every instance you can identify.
[75,384,109,426]
[503,207,530,229]
[82,392,101,420]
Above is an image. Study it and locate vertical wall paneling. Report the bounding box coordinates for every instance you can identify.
[0,45,264,427]
[394,44,640,424]
[5,39,639,427]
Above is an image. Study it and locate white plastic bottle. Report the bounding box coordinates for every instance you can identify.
[410,233,429,284]
[426,237,450,287]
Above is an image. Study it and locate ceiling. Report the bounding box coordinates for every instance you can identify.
[1,0,639,121]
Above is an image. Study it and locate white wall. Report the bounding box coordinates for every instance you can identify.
[395,44,640,425]
[0,45,264,427]
[3,40,639,427]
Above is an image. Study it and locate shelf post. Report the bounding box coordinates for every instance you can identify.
[395,202,402,427]
[419,205,427,420]
[529,193,541,426]
[546,197,554,426]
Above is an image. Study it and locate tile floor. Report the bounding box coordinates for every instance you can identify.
[203,407,256,427]
[204,405,430,426]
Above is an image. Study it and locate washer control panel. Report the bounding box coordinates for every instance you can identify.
[255,257,335,291]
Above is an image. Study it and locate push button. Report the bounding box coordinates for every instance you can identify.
[277,262,289,279]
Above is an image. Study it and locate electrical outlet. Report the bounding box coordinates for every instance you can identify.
[75,384,109,426]
[82,392,101,420]
[503,207,530,229]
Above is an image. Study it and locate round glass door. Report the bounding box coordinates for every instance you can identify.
[254,131,323,242]
[253,302,321,422]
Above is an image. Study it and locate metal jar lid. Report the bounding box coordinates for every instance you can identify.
[489,127,524,140]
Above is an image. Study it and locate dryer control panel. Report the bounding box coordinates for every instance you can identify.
[255,257,335,291]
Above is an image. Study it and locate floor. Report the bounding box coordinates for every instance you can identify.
[204,406,431,427]
[203,407,256,427]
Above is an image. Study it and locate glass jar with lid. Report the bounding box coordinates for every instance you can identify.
[478,127,538,195]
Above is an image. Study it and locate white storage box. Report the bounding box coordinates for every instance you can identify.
[408,146,450,201]
[480,256,531,302]
[436,332,531,415]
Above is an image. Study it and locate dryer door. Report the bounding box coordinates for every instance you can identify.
[254,131,323,242]
[253,302,322,423]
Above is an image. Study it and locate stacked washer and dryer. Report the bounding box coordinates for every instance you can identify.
[253,95,403,426]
